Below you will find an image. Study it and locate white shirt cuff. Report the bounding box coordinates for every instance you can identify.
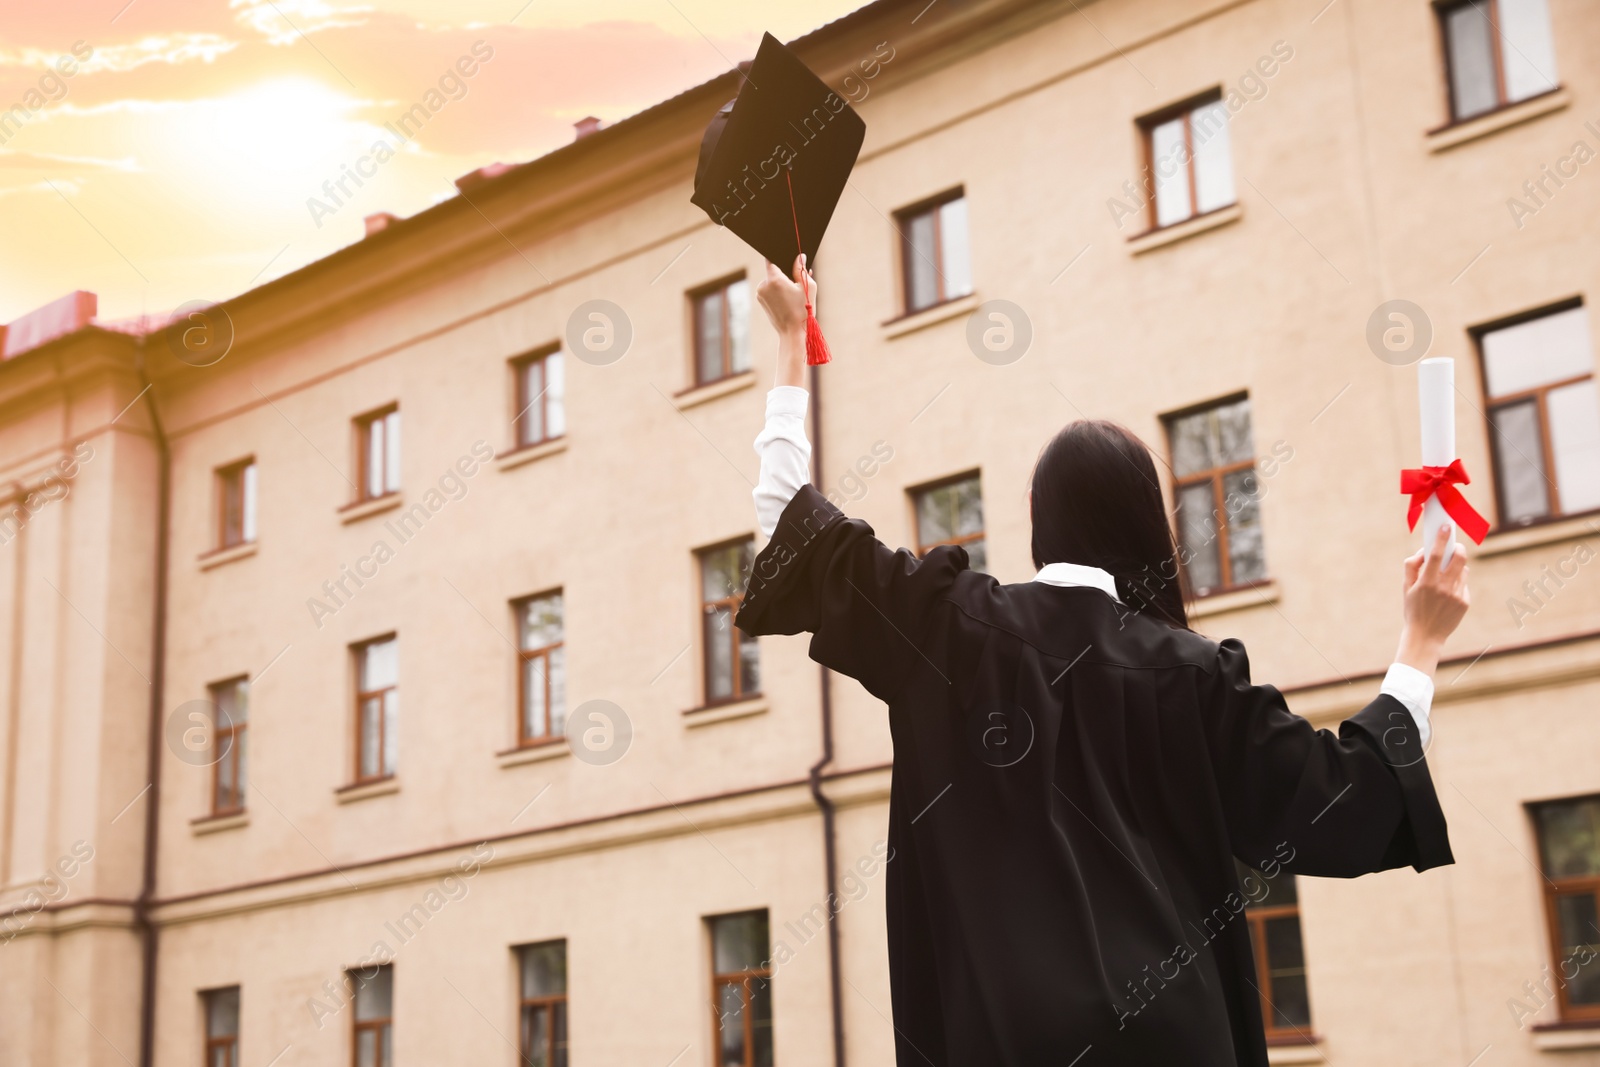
[1379,662,1434,749]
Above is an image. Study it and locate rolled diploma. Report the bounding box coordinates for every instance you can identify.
[1417,357,1457,566]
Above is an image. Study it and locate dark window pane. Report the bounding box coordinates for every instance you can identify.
[717,982,746,1066]
[1489,400,1552,524]
[1555,892,1600,1005]
[750,976,775,1067]
[704,607,734,702]
[1263,916,1311,1027]
[1176,482,1221,592]
[353,966,392,1020]
[206,987,240,1038]
[964,538,988,575]
[520,941,567,998]
[904,209,939,312]
[1445,1,1500,120]
[1537,797,1600,878]
[521,1004,549,1067]
[712,912,769,973]
[738,631,760,698]
[698,289,726,383]
[1222,468,1266,585]
[915,477,982,550]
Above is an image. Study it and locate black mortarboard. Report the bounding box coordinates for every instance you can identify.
[690,34,864,364]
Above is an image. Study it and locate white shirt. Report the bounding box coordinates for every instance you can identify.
[752,387,1433,746]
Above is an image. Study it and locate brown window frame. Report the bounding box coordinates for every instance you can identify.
[516,940,569,1067]
[1432,0,1561,127]
[514,590,565,749]
[894,188,966,316]
[708,910,773,1067]
[910,471,985,558]
[1162,393,1268,599]
[355,404,400,503]
[352,635,397,785]
[511,344,564,452]
[202,986,240,1067]
[1136,88,1229,234]
[1473,298,1597,531]
[1530,795,1600,1025]
[208,676,248,817]
[690,274,750,387]
[350,965,393,1067]
[1240,879,1313,1043]
[697,537,759,708]
[215,458,255,550]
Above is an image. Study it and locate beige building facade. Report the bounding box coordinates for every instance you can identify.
[3,0,1600,1064]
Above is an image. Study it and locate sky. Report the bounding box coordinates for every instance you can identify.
[0,0,870,323]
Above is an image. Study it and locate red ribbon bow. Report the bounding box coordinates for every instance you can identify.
[1400,458,1489,544]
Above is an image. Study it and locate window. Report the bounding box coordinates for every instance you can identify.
[351,965,393,1067]
[1478,303,1600,527]
[203,986,240,1067]
[1532,795,1600,1022]
[216,459,256,549]
[353,637,398,783]
[1140,93,1235,231]
[1237,862,1312,1040]
[699,540,759,705]
[1166,396,1266,597]
[912,473,986,573]
[209,677,248,815]
[1438,0,1560,123]
[692,276,752,386]
[709,911,773,1067]
[512,347,566,450]
[517,940,569,1067]
[897,191,972,315]
[357,407,401,501]
[516,592,566,747]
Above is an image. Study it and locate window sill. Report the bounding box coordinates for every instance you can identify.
[683,695,769,728]
[339,493,402,525]
[1477,512,1600,558]
[496,739,571,767]
[1188,579,1279,619]
[335,777,400,804]
[1266,1041,1324,1064]
[1127,203,1243,256]
[198,541,258,571]
[882,292,980,340]
[1426,88,1569,153]
[190,810,249,835]
[496,436,568,473]
[1532,1022,1600,1051]
[674,371,757,411]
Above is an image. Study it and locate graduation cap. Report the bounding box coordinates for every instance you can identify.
[690,33,866,365]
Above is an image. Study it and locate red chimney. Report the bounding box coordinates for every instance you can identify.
[364,212,399,237]
[574,116,603,140]
[3,291,97,359]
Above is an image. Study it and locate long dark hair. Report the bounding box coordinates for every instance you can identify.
[1029,420,1189,629]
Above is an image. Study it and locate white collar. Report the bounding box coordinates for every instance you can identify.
[1032,562,1122,603]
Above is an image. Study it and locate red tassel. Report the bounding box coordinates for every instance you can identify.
[805,303,830,365]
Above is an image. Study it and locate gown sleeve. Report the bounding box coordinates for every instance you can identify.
[736,483,967,703]
[1203,638,1454,876]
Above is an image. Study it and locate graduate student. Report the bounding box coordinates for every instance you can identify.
[735,256,1470,1067]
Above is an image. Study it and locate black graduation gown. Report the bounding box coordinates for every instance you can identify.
[736,486,1454,1067]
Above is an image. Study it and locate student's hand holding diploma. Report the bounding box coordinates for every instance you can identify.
[757,254,817,389]
[1396,524,1472,677]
